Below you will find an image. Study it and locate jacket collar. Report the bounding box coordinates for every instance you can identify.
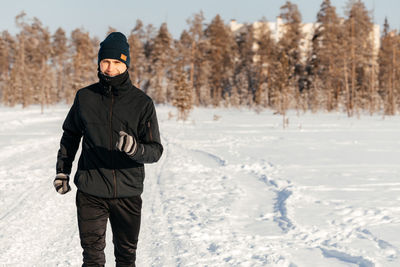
[98,70,132,96]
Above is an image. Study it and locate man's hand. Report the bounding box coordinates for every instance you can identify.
[116,131,138,156]
[53,173,71,194]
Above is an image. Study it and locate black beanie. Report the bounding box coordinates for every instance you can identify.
[98,32,130,68]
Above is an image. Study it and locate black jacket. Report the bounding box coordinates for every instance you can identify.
[56,72,163,198]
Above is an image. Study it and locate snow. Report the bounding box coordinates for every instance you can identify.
[0,104,400,266]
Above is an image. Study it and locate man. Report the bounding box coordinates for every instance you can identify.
[54,32,163,266]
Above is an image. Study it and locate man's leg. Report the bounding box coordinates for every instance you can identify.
[109,195,142,267]
[76,190,109,266]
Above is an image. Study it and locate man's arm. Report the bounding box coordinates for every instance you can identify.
[130,101,163,164]
[56,94,83,175]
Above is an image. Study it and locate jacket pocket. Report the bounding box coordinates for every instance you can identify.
[118,166,144,187]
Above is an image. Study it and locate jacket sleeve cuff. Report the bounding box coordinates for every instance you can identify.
[129,143,144,161]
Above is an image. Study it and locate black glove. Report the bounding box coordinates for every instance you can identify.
[53,173,71,194]
[116,131,138,156]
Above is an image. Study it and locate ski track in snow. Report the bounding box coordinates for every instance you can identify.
[1,105,400,267]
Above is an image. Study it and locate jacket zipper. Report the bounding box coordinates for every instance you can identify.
[147,121,153,141]
[109,86,117,198]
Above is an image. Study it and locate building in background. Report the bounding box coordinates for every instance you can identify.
[230,18,380,62]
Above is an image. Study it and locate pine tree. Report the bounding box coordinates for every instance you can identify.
[10,12,30,106]
[232,24,255,107]
[253,19,277,108]
[140,23,157,94]
[186,12,209,106]
[204,15,236,106]
[127,20,146,87]
[70,28,97,103]
[149,23,172,103]
[25,17,54,110]
[378,18,399,115]
[0,31,15,103]
[312,0,345,111]
[343,0,375,116]
[52,28,69,102]
[173,65,192,120]
[273,1,304,114]
[173,36,193,120]
[170,30,193,120]
[175,30,193,89]
[6,13,52,107]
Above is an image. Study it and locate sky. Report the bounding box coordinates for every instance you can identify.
[0,0,398,39]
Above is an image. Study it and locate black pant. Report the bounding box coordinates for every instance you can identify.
[76,190,142,267]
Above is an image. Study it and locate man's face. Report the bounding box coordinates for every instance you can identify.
[100,59,127,77]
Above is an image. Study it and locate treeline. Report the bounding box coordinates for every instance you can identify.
[0,0,399,116]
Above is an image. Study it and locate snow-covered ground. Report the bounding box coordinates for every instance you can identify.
[0,104,400,267]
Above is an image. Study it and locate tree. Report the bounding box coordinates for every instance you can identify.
[138,23,156,94]
[273,1,304,114]
[69,28,97,103]
[32,18,54,111]
[253,19,278,108]
[0,8,388,114]
[0,31,15,103]
[52,27,69,102]
[343,0,375,116]
[173,68,192,120]
[149,23,173,103]
[204,15,236,106]
[4,13,53,108]
[127,20,146,87]
[8,12,30,106]
[232,24,255,107]
[378,18,399,115]
[186,12,210,106]
[312,0,345,111]
[172,37,193,120]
